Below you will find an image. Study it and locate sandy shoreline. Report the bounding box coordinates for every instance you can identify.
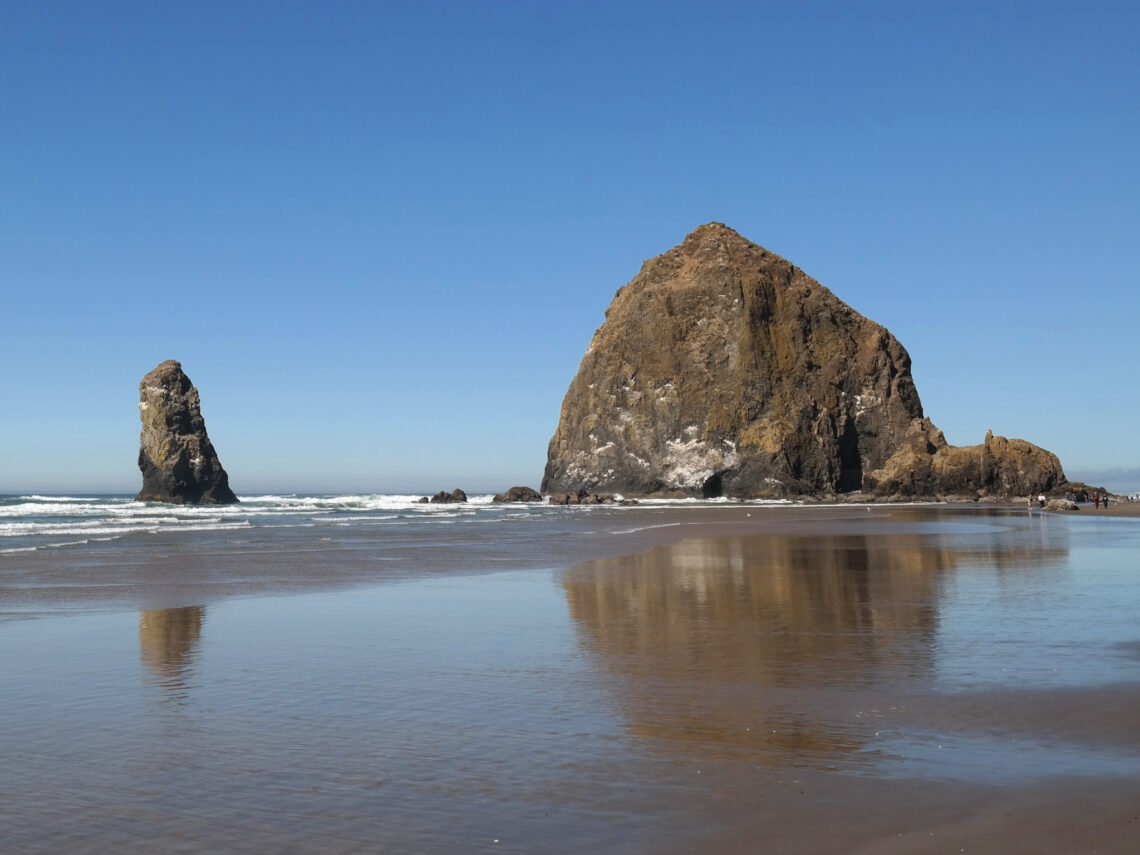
[573,510,1140,854]
[1060,499,1140,517]
[661,679,1140,854]
[675,772,1140,854]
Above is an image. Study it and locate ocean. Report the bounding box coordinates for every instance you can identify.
[1,492,580,555]
[3,496,1139,853]
[0,491,756,555]
[0,492,782,618]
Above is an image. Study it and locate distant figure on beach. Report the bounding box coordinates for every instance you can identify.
[1037,493,1046,509]
[1103,493,1110,508]
[1093,491,1100,509]
[1028,494,1034,512]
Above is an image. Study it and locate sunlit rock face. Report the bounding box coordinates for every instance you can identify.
[543,223,923,498]
[862,422,1066,499]
[542,223,1065,499]
[135,360,238,505]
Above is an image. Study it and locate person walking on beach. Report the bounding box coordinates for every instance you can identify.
[1038,492,1047,509]
[1093,491,1100,509]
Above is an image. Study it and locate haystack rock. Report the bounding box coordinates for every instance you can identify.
[542,223,1064,500]
[136,360,238,504]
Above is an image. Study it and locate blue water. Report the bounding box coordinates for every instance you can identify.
[0,492,543,554]
[0,491,790,555]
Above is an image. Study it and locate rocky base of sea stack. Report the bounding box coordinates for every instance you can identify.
[547,490,639,506]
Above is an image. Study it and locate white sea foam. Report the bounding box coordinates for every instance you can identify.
[1,521,240,538]
[227,494,498,513]
[146,522,252,533]
[633,496,734,506]
[24,495,126,503]
[317,514,400,522]
[0,491,774,555]
[5,502,116,517]
[613,522,684,535]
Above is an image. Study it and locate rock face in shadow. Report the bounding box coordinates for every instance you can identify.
[543,223,1064,499]
[135,360,238,504]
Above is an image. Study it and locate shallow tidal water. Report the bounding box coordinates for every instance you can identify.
[2,505,1139,853]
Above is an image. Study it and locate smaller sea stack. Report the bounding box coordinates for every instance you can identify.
[136,360,238,504]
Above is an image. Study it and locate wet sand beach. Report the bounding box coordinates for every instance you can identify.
[2,501,1139,853]
[1070,499,1140,518]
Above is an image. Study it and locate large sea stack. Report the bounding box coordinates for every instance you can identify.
[136,360,238,504]
[542,224,1064,500]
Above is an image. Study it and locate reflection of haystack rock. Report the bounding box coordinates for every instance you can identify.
[564,519,1070,766]
[568,534,949,682]
[565,525,1069,766]
[139,605,204,687]
[564,534,951,766]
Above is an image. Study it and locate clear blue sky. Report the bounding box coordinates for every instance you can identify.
[2,1,1138,494]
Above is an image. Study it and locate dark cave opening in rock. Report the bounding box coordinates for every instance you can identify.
[701,473,724,499]
[838,419,863,492]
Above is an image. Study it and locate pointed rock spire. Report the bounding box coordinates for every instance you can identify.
[135,360,238,504]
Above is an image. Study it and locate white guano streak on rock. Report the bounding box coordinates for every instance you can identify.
[854,390,882,418]
[568,436,619,487]
[626,451,650,469]
[662,435,738,490]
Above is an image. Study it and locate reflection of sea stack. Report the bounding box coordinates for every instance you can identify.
[543,224,1065,499]
[565,535,947,687]
[139,605,205,684]
[136,360,238,504]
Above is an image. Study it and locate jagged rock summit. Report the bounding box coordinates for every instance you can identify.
[136,360,238,504]
[543,223,1064,500]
